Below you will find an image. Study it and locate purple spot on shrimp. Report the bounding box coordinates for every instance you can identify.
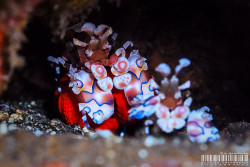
[187,121,204,137]
[204,121,213,128]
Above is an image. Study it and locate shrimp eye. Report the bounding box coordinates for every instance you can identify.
[74,80,83,88]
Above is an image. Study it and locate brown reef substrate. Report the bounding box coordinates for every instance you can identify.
[0,99,249,167]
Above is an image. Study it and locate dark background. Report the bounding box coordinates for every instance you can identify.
[4,0,250,129]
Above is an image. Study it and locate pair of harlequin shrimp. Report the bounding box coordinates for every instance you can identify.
[49,22,220,143]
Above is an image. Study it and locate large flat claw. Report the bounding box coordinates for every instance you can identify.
[157,118,186,133]
[155,104,171,119]
[111,57,130,76]
[91,64,107,80]
[171,105,190,119]
[97,77,113,92]
[113,73,132,89]
[155,63,171,76]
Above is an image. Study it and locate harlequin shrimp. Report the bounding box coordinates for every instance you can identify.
[48,22,154,132]
[48,22,220,143]
[128,59,192,132]
[128,59,220,143]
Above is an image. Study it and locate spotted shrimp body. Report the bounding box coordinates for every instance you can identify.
[48,22,155,131]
